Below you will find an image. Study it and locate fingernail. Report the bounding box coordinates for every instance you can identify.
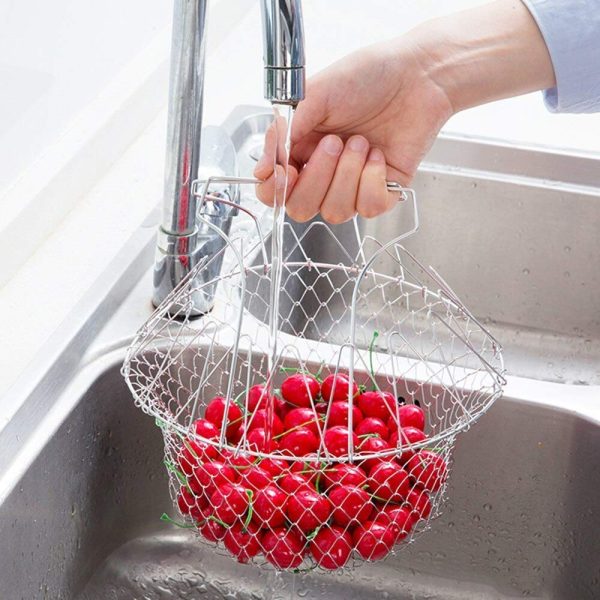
[274,166,288,191]
[321,135,343,156]
[348,136,369,153]
[368,148,385,163]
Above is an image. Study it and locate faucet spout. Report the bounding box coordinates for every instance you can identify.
[261,0,306,105]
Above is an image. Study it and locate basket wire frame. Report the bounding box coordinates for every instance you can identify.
[122,176,505,572]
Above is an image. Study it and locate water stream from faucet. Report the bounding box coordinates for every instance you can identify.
[261,109,306,599]
[265,105,295,449]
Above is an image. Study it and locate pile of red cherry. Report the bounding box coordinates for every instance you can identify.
[174,372,448,570]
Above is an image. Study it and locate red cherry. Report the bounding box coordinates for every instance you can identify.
[211,484,249,525]
[286,488,332,534]
[192,460,237,497]
[327,401,363,429]
[357,391,396,420]
[247,409,284,438]
[262,528,305,569]
[368,462,410,503]
[218,448,234,462]
[405,451,448,492]
[247,384,271,412]
[405,487,432,521]
[324,426,358,457]
[358,436,393,473]
[280,427,320,456]
[353,520,395,561]
[279,472,313,494]
[329,485,373,527]
[274,396,290,418]
[320,373,358,403]
[395,404,426,431]
[223,522,261,563]
[177,439,217,476]
[198,514,227,542]
[205,396,243,438]
[260,457,289,477]
[228,453,255,472]
[310,526,352,570]
[290,460,322,485]
[176,486,206,522]
[314,403,328,415]
[177,486,194,515]
[240,465,274,492]
[228,424,246,445]
[322,464,367,490]
[355,417,389,440]
[281,374,320,408]
[375,505,414,542]
[390,426,427,463]
[192,418,219,440]
[283,407,321,437]
[252,485,287,528]
[246,428,278,453]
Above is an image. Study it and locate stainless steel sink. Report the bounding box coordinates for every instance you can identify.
[1,106,599,599]
[2,355,599,600]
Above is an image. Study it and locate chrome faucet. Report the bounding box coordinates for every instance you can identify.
[153,0,305,315]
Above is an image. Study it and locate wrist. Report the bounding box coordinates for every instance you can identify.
[406,0,555,114]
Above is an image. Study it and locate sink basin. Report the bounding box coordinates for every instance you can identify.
[0,106,599,599]
[1,357,599,599]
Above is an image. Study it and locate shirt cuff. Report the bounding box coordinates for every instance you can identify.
[521,0,600,113]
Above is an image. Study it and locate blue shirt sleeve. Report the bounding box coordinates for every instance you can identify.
[521,0,600,113]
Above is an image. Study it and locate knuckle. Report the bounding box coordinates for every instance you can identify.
[321,208,352,225]
[256,183,274,206]
[358,196,386,219]
[287,206,314,223]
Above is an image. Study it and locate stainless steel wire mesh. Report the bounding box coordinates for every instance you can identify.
[122,180,505,572]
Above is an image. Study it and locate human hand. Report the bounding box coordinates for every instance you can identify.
[254,0,554,224]
[254,38,453,223]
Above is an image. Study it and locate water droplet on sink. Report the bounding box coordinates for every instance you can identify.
[522,268,530,275]
[483,503,492,511]
[564,246,571,252]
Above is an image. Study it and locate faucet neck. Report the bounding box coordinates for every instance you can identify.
[153,0,306,311]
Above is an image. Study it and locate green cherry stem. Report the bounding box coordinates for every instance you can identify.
[306,525,322,541]
[244,489,254,530]
[368,330,380,391]
[232,389,247,410]
[160,513,196,529]
[207,515,231,529]
[164,459,189,488]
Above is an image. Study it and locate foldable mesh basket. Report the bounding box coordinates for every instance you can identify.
[122,181,505,572]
